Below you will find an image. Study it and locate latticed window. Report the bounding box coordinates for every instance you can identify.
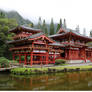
[86,52,91,57]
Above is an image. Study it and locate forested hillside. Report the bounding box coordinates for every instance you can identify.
[0,9,33,59]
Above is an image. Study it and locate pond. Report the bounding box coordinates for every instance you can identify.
[0,71,92,91]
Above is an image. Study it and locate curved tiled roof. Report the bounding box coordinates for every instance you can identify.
[49,28,92,41]
[9,25,42,33]
[7,32,44,44]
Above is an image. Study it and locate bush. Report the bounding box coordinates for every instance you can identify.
[55,59,66,65]
[0,57,9,68]
[21,56,25,61]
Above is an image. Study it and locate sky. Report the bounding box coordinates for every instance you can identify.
[0,0,92,35]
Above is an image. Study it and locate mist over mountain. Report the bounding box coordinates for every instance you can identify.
[0,9,33,25]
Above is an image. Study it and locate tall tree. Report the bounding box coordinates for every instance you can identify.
[0,11,5,18]
[90,30,92,37]
[75,25,80,33]
[83,28,86,36]
[42,20,48,35]
[37,17,42,29]
[28,23,34,28]
[63,18,67,29]
[60,18,62,28]
[56,18,62,32]
[50,18,54,35]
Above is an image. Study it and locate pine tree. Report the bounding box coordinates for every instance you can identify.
[63,18,67,29]
[60,19,62,28]
[75,25,80,33]
[90,30,92,37]
[0,12,5,18]
[83,28,86,36]
[37,17,42,29]
[28,23,34,28]
[56,18,62,33]
[50,18,54,35]
[42,20,48,35]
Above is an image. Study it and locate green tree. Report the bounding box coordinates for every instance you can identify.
[50,18,54,35]
[37,17,42,29]
[28,23,34,28]
[56,18,62,32]
[75,25,80,33]
[63,18,67,29]
[83,28,86,36]
[0,18,18,59]
[42,20,48,35]
[90,30,92,37]
[0,12,5,18]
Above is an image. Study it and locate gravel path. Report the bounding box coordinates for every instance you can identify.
[30,62,92,68]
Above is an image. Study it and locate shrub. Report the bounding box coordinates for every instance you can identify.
[21,56,25,61]
[0,57,9,68]
[55,59,66,65]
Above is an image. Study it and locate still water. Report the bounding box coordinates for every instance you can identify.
[0,71,92,91]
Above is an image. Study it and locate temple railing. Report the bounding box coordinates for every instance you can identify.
[61,41,86,46]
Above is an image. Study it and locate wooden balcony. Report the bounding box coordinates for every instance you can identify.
[61,41,86,46]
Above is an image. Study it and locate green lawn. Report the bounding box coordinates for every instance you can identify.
[11,65,92,75]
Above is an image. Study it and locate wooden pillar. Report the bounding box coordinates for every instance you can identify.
[41,56,42,66]
[24,54,27,65]
[65,49,67,59]
[84,48,86,63]
[68,49,71,60]
[30,52,33,66]
[46,52,49,64]
[53,52,55,64]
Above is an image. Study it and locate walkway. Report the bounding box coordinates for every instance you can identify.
[25,62,92,68]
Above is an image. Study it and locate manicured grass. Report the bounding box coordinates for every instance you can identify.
[51,65,92,70]
[11,65,92,75]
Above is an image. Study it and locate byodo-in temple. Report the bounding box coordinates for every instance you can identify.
[7,26,63,66]
[7,25,92,65]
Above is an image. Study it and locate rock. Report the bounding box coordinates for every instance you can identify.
[64,68,67,72]
[52,69,57,73]
[68,69,75,72]
[75,68,80,71]
[88,68,92,71]
[48,68,52,73]
[81,68,87,71]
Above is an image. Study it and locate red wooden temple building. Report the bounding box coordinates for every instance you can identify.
[49,28,92,63]
[7,25,92,65]
[7,26,62,66]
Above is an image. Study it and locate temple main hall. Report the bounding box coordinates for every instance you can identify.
[7,25,92,65]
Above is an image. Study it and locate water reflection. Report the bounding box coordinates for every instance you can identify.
[0,72,92,90]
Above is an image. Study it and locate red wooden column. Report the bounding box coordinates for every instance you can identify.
[30,52,33,66]
[53,52,55,64]
[24,54,27,65]
[68,49,71,60]
[65,49,67,59]
[19,54,21,64]
[84,48,86,63]
[30,42,34,66]
[46,51,49,65]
